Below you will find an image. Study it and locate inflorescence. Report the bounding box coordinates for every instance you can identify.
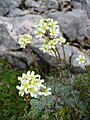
[34,18,66,55]
[16,71,51,98]
[17,18,87,99]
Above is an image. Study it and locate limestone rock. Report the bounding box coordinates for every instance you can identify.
[0,50,26,70]
[0,15,42,69]
[47,0,59,9]
[31,43,90,72]
[11,0,23,8]
[72,0,90,18]
[0,24,19,50]
[0,23,33,69]
[71,0,86,3]
[85,0,90,18]
[87,19,90,38]
[0,0,10,16]
[0,0,23,16]
[71,1,82,9]
[25,0,40,8]
[34,7,47,13]
[59,0,72,12]
[0,15,42,41]
[7,8,30,17]
[48,9,88,41]
[57,44,90,72]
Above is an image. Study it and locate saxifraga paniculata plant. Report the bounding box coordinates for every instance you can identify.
[17,18,87,118]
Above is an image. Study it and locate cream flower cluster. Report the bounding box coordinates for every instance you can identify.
[34,18,59,38]
[34,18,66,55]
[76,55,86,65]
[16,71,51,98]
[18,34,32,48]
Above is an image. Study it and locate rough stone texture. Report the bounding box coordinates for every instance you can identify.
[7,8,30,17]
[0,50,28,70]
[0,0,23,16]
[59,0,72,12]
[0,23,33,69]
[11,0,23,8]
[31,44,90,72]
[60,0,71,1]
[85,1,90,18]
[71,0,86,3]
[47,0,59,9]
[0,15,42,69]
[48,9,88,41]
[72,0,90,18]
[87,26,90,38]
[57,45,90,72]
[25,0,40,8]
[0,15,42,41]
[0,0,10,16]
[0,0,90,72]
[0,24,19,50]
[71,1,82,9]
[31,46,58,68]
[34,0,48,13]
[87,19,90,38]
[34,7,47,13]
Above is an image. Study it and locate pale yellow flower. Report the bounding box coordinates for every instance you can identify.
[76,55,86,65]
[18,34,32,48]
[16,71,51,98]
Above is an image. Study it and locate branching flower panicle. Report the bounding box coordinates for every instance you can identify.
[16,71,51,98]
[18,34,32,48]
[34,18,66,55]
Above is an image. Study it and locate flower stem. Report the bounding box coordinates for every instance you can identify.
[25,94,31,113]
[45,97,49,119]
[27,46,46,79]
[52,48,59,65]
[55,47,63,82]
[62,44,67,70]
[52,48,60,79]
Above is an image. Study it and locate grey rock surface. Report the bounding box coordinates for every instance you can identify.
[31,44,90,72]
[71,1,82,9]
[0,23,33,69]
[87,19,90,38]
[72,0,90,18]
[71,0,86,3]
[0,15,42,42]
[7,8,30,17]
[0,15,42,69]
[85,1,90,18]
[57,44,90,71]
[0,24,19,50]
[0,0,10,16]
[0,0,90,71]
[0,50,28,70]
[0,0,23,16]
[47,0,59,9]
[48,9,88,41]
[25,0,40,8]
[11,0,23,8]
